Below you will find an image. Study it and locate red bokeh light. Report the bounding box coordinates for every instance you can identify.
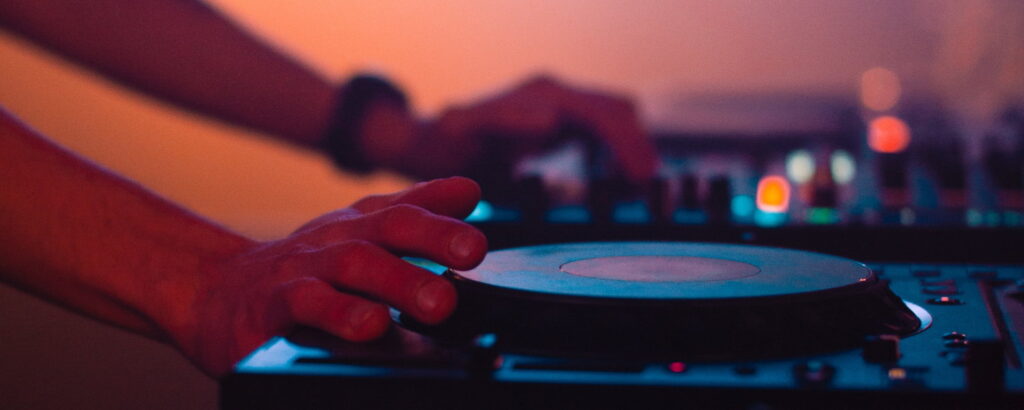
[868,116,911,153]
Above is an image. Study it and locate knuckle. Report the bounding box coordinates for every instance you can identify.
[278,278,323,317]
[275,247,313,277]
[337,239,377,258]
[378,204,428,235]
[332,240,379,281]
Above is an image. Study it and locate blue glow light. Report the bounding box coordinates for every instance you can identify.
[1005,211,1022,226]
[754,211,787,227]
[731,195,755,219]
[465,200,494,222]
[986,211,1001,227]
[966,208,982,227]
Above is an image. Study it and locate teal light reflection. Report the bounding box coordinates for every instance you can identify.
[754,211,787,227]
[731,195,755,219]
[807,207,839,225]
[465,200,494,222]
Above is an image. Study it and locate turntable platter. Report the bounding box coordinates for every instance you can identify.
[453,242,873,299]
[414,242,923,361]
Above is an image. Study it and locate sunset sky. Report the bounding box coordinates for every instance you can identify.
[2,0,1019,239]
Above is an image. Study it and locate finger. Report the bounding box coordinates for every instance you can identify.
[352,176,482,219]
[484,76,659,181]
[305,241,458,325]
[281,278,391,341]
[305,204,487,269]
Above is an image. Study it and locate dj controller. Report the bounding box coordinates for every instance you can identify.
[222,106,1024,409]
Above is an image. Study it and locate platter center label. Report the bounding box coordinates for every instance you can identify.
[559,255,761,282]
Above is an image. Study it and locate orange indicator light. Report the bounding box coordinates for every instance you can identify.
[756,175,791,213]
[868,116,911,153]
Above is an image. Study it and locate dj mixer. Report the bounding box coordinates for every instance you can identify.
[222,104,1024,409]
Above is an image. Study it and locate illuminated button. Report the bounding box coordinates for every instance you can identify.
[927,296,964,305]
[667,361,687,373]
[942,332,967,341]
[786,150,815,184]
[756,175,791,213]
[887,367,907,381]
[830,149,856,185]
[868,116,911,153]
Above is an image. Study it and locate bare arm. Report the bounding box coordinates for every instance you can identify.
[0,0,333,145]
[0,107,486,376]
[0,1,658,180]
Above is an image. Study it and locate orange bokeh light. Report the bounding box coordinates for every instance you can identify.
[757,175,791,213]
[868,116,911,153]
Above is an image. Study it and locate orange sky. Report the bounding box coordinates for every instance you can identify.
[1,0,1020,239]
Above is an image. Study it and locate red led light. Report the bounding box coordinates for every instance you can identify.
[868,116,911,153]
[668,362,687,373]
[756,175,791,213]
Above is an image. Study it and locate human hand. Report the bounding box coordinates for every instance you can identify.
[361,75,659,183]
[170,177,487,377]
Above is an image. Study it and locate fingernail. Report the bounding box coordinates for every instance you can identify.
[417,279,452,315]
[448,230,479,261]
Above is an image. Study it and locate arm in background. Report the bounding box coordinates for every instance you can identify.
[0,0,333,147]
[0,0,658,181]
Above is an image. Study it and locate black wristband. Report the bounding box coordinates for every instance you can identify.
[322,74,408,174]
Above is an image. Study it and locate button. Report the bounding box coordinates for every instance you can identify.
[927,296,964,305]
[913,269,941,278]
[922,285,960,295]
[945,339,970,349]
[942,332,968,341]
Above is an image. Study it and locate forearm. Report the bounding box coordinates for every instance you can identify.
[0,107,253,341]
[0,0,333,145]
